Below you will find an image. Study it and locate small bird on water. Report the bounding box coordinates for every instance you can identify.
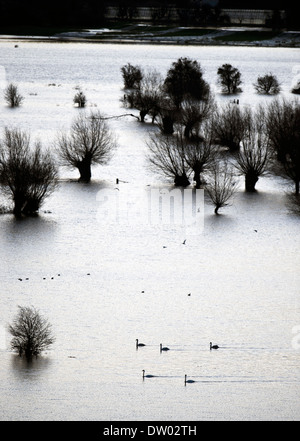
[136,339,145,348]
[184,375,195,385]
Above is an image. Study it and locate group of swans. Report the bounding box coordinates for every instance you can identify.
[137,339,219,351]
[136,339,170,352]
[138,339,220,384]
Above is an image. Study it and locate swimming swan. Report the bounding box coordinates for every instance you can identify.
[184,375,195,384]
[136,339,145,348]
[160,343,170,352]
[142,370,155,379]
[210,342,219,350]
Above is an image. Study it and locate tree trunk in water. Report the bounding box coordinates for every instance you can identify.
[193,170,202,188]
[245,171,259,192]
[140,110,147,122]
[13,193,25,218]
[214,206,220,215]
[77,157,92,183]
[13,203,22,218]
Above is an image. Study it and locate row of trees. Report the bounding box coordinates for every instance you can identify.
[2,83,90,109]
[122,60,283,117]
[0,112,116,217]
[120,58,299,204]
[0,96,299,217]
[0,57,299,217]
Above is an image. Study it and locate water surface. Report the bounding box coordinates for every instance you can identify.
[0,42,299,421]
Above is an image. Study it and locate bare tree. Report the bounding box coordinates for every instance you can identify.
[56,110,116,183]
[211,103,251,151]
[124,69,164,123]
[8,306,55,360]
[184,127,219,188]
[265,98,300,194]
[235,108,272,191]
[179,94,216,139]
[147,132,190,187]
[4,83,24,107]
[235,134,271,192]
[253,73,281,95]
[205,160,237,214]
[156,96,178,135]
[0,128,58,217]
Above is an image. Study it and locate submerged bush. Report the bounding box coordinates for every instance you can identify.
[121,63,143,89]
[205,160,237,214]
[8,306,55,360]
[4,83,24,107]
[253,73,281,95]
[265,98,300,194]
[217,64,242,94]
[164,57,210,108]
[0,127,58,217]
[73,89,87,108]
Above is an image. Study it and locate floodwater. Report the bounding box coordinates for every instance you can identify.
[0,41,299,421]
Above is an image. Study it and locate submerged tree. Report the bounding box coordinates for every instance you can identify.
[235,134,271,192]
[253,73,281,95]
[217,63,242,94]
[8,306,55,360]
[184,128,218,188]
[147,132,190,187]
[205,160,237,214]
[4,83,24,107]
[234,106,271,192]
[164,57,210,109]
[121,63,143,90]
[134,70,164,123]
[265,98,300,194]
[56,111,116,183]
[122,69,163,123]
[179,94,216,139]
[0,127,58,217]
[73,88,87,108]
[211,102,251,151]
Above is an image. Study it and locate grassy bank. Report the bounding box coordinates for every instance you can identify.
[0,23,299,47]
